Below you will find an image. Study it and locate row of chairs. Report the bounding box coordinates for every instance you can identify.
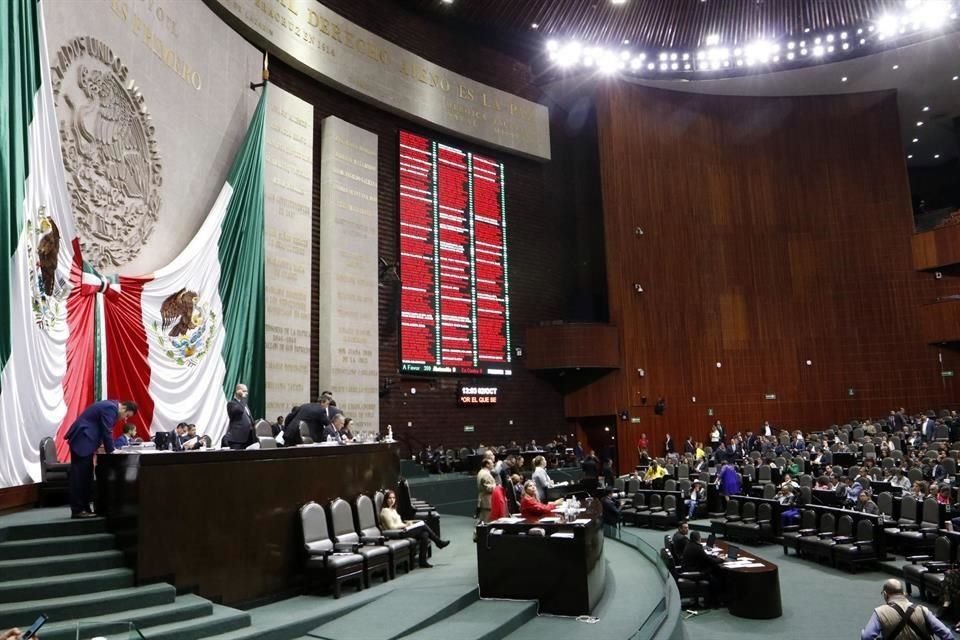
[301,493,408,597]
[709,498,778,545]
[620,490,684,529]
[903,533,960,601]
[781,509,879,572]
[299,490,433,598]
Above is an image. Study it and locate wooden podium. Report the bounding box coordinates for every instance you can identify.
[96,444,400,606]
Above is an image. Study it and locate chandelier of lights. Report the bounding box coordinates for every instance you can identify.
[545,0,958,76]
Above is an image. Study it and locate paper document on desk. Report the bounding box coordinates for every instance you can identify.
[550,531,575,539]
[573,518,593,525]
[537,517,560,523]
[493,517,525,524]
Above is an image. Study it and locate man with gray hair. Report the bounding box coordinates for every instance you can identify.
[860,578,952,639]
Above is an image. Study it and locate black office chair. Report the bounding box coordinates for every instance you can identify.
[661,547,711,609]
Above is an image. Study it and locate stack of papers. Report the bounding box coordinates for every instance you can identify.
[550,531,575,539]
[492,516,525,524]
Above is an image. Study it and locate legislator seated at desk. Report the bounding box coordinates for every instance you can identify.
[520,482,563,518]
[681,531,724,606]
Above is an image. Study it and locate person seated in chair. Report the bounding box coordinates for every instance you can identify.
[182,424,202,450]
[171,423,188,451]
[520,481,563,519]
[680,531,724,606]
[685,480,705,519]
[643,460,667,486]
[672,521,690,558]
[380,489,448,568]
[854,490,880,515]
[339,417,355,442]
[113,422,141,449]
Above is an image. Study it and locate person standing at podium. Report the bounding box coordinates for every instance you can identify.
[225,383,254,449]
[65,399,138,518]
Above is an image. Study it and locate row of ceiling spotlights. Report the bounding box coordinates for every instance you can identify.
[545,0,957,74]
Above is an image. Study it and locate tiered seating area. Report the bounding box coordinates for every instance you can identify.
[615,410,960,622]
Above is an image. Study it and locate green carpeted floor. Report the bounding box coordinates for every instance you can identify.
[627,522,959,640]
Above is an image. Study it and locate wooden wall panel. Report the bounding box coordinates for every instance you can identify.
[590,84,960,470]
[524,324,619,370]
[921,300,960,344]
[913,225,960,271]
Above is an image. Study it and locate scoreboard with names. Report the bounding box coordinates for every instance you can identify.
[398,131,512,376]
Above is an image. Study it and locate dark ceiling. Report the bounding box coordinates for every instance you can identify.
[397,0,905,54]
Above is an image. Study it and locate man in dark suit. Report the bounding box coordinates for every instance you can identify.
[224,383,254,450]
[285,397,336,444]
[680,531,724,604]
[65,399,137,518]
[672,521,690,559]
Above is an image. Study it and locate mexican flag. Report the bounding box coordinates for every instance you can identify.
[99,88,268,445]
[0,0,85,487]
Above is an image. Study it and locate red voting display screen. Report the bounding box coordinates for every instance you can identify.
[398,131,512,376]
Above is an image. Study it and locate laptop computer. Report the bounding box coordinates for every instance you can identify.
[726,545,740,560]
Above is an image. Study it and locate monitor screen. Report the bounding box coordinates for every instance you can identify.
[398,130,512,376]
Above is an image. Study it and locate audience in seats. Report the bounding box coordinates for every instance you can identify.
[379,489,448,569]
[853,490,880,515]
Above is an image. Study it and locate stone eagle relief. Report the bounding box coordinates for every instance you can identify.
[51,36,162,271]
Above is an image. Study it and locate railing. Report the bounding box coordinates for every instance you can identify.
[603,525,673,640]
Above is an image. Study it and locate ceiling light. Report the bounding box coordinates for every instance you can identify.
[800,48,808,55]
[892,64,900,70]
[787,41,796,49]
[787,52,795,60]
[922,105,930,111]
[913,0,950,29]
[682,53,690,61]
[840,32,848,39]
[647,62,655,70]
[860,38,867,44]
[935,154,941,159]
[623,38,630,44]
[670,52,678,61]
[813,45,825,56]
[954,76,959,80]
[917,121,924,126]
[814,37,822,44]
[630,58,643,70]
[531,23,539,29]
[842,42,850,50]
[877,14,899,35]
[611,0,627,4]
[841,76,848,82]
[440,0,453,3]
[705,34,720,46]
[659,52,668,61]
[908,154,914,159]
[546,40,559,52]
[913,137,919,142]
[826,34,835,42]
[684,63,691,70]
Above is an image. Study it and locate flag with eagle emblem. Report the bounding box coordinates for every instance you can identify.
[0,0,87,487]
[98,88,268,445]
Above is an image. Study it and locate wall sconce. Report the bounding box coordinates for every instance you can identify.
[514,346,523,357]
[634,226,644,236]
[637,368,645,377]
[633,283,644,293]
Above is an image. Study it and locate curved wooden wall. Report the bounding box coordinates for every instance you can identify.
[582,83,959,472]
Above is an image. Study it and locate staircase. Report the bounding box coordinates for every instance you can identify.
[0,514,251,640]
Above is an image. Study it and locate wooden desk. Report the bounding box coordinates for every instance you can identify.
[96,443,400,606]
[476,504,606,616]
[712,541,782,619]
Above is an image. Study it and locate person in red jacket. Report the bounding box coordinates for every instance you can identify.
[489,485,508,521]
[520,481,564,519]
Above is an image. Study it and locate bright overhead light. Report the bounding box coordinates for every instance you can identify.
[623,38,630,44]
[531,23,539,29]
[908,154,914,159]
[787,52,795,60]
[917,121,924,126]
[546,40,559,52]
[922,105,930,111]
[913,137,919,142]
[841,76,848,82]
[705,34,720,46]
[954,75,959,81]
[842,42,850,50]
[935,154,941,159]
[611,0,627,4]
[840,31,848,39]
[876,14,899,35]
[892,64,900,70]
[912,0,950,29]
[813,45,825,56]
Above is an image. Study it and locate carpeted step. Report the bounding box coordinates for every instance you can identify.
[38,594,214,640]
[0,583,176,630]
[306,587,478,640]
[0,516,108,542]
[0,549,125,581]
[0,532,115,560]
[395,600,538,640]
[0,568,134,604]
[97,604,251,640]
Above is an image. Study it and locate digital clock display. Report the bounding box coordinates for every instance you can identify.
[398,131,512,376]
